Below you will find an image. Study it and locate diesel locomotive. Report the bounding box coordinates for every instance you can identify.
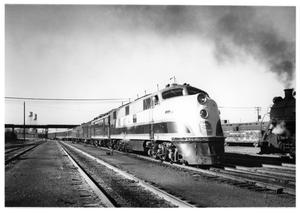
[52,83,225,165]
[259,88,296,156]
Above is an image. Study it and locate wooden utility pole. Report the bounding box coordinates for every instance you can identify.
[256,107,261,122]
[23,101,25,142]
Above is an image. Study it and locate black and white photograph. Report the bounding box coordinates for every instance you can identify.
[4,1,296,208]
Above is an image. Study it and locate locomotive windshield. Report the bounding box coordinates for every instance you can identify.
[162,86,209,100]
[186,86,209,97]
[162,88,183,99]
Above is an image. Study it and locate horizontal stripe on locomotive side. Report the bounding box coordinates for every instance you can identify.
[90,134,224,143]
[92,133,178,141]
[90,121,191,136]
[172,136,225,142]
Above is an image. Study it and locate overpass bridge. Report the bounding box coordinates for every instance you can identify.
[5,124,79,139]
[5,124,79,129]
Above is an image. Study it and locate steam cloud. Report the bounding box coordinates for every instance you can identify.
[211,7,295,88]
[113,6,295,87]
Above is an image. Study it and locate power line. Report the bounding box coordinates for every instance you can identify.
[5,97,270,109]
[5,96,128,102]
[219,106,268,109]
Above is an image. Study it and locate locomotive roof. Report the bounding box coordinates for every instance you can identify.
[90,83,206,122]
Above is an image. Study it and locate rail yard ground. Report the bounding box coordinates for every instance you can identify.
[5,140,107,207]
[5,139,295,207]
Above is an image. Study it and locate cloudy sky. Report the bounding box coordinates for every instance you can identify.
[5,5,296,125]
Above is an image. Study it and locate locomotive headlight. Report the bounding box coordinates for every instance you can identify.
[197,93,207,104]
[200,109,208,119]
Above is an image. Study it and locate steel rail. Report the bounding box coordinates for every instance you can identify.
[61,141,196,208]
[281,163,296,168]
[5,147,23,154]
[234,166,295,182]
[5,143,39,154]
[5,144,40,164]
[5,143,36,149]
[262,164,296,171]
[215,167,295,188]
[225,167,295,183]
[250,168,295,178]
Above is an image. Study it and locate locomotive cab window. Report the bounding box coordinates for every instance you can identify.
[162,88,183,99]
[152,95,159,105]
[113,111,116,119]
[143,98,151,110]
[144,95,159,110]
[125,105,130,115]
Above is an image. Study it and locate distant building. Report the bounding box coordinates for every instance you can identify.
[221,120,229,124]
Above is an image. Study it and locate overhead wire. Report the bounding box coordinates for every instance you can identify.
[5,96,269,109]
[5,96,128,102]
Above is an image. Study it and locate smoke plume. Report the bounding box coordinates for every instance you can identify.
[114,6,295,87]
[210,7,295,87]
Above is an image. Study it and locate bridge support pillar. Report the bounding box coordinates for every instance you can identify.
[45,128,48,139]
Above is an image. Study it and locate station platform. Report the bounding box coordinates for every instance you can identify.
[5,140,103,207]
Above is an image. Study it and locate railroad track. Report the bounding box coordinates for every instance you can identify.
[209,164,295,195]
[5,147,23,154]
[60,141,195,208]
[5,142,43,165]
[223,152,295,166]
[5,143,38,153]
[59,144,116,207]
[74,142,295,196]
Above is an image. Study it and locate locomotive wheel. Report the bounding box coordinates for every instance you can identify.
[182,160,189,166]
[169,151,179,163]
[149,149,159,159]
[152,152,159,159]
[147,146,158,159]
[147,149,152,157]
[160,154,167,161]
[124,146,129,153]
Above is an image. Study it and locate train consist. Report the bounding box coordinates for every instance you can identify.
[222,122,268,146]
[259,89,296,156]
[50,83,225,165]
